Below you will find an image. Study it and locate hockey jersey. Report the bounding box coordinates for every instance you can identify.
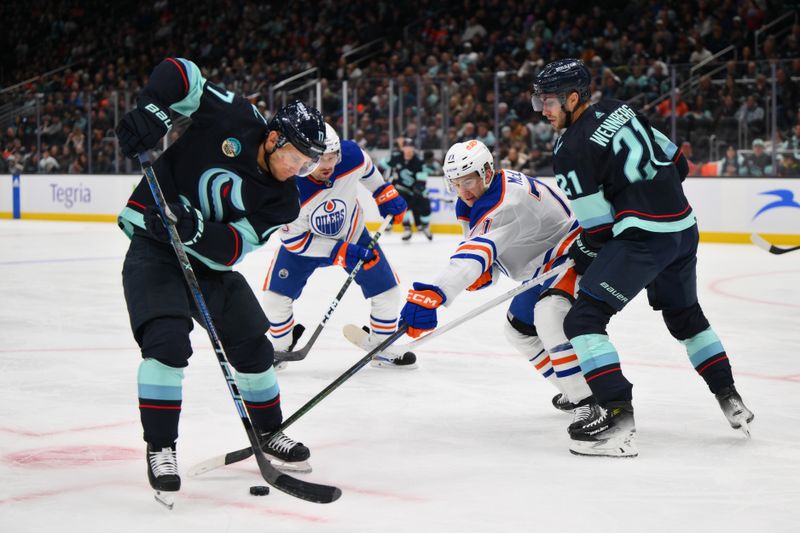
[279,139,386,257]
[118,58,300,272]
[433,169,580,305]
[552,98,695,242]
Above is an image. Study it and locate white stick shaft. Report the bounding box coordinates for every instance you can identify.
[400,260,574,350]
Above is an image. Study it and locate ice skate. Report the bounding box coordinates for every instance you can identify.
[420,224,433,241]
[355,326,418,369]
[552,393,580,412]
[401,225,413,241]
[715,385,754,438]
[568,401,638,458]
[147,443,180,509]
[260,430,312,473]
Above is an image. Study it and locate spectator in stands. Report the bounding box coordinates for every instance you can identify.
[475,122,496,150]
[656,89,689,118]
[39,146,60,173]
[681,142,700,176]
[500,145,529,173]
[718,145,745,176]
[735,95,766,136]
[742,138,773,176]
[782,123,800,159]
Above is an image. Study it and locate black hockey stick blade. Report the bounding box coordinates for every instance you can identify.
[274,324,308,362]
[253,451,341,504]
[751,233,800,255]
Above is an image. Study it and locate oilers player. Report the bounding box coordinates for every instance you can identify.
[531,58,754,457]
[116,57,325,505]
[399,139,595,419]
[262,124,417,368]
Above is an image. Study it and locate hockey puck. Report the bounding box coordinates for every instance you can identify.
[249,485,270,496]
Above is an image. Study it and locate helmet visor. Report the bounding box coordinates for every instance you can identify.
[274,141,321,177]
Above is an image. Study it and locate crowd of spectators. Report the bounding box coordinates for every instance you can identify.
[1,0,798,176]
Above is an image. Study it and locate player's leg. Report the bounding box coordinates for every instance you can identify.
[211,271,311,472]
[400,193,414,241]
[123,236,194,493]
[416,193,433,240]
[562,236,673,457]
[350,230,417,368]
[261,246,319,353]
[649,226,754,435]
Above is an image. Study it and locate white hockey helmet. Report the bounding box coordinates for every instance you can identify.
[442,140,495,193]
[323,123,342,164]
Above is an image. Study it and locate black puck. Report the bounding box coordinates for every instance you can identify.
[249,485,270,496]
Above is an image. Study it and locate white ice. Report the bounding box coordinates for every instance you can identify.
[0,220,798,533]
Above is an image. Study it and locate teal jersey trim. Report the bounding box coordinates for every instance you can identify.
[612,212,696,236]
[118,206,146,238]
[137,359,184,400]
[681,328,725,368]
[651,127,678,160]
[570,190,615,229]
[236,368,280,403]
[571,333,621,372]
[169,59,206,118]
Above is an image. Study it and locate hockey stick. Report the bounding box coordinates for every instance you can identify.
[751,233,800,255]
[189,326,409,476]
[138,153,341,504]
[275,214,394,362]
[344,260,574,353]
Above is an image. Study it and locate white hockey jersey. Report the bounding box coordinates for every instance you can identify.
[279,140,387,257]
[433,169,581,305]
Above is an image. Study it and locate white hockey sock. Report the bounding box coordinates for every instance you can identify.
[503,320,565,393]
[262,290,295,352]
[534,295,592,403]
[368,285,400,341]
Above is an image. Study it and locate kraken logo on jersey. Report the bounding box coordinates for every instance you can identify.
[310,199,347,236]
[198,168,246,221]
[222,137,241,157]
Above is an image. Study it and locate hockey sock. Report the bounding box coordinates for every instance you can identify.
[534,296,592,403]
[369,286,400,341]
[680,328,734,394]
[503,320,564,393]
[138,358,184,447]
[263,290,295,351]
[236,367,282,432]
[571,333,633,404]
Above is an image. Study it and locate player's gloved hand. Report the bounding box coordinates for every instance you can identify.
[568,230,601,275]
[143,203,203,244]
[330,241,379,270]
[400,282,446,338]
[373,183,408,224]
[467,265,497,291]
[115,100,171,159]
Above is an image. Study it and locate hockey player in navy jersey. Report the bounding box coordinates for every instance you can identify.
[399,139,595,422]
[116,57,326,500]
[532,58,753,457]
[262,124,417,369]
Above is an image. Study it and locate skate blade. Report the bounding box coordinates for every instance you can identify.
[154,490,176,510]
[274,361,289,372]
[263,456,312,474]
[370,358,418,370]
[569,435,638,458]
[736,419,752,439]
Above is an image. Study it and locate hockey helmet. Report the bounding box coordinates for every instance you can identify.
[268,100,326,176]
[322,123,342,165]
[442,140,495,193]
[531,58,591,112]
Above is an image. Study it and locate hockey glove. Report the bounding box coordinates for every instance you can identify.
[144,203,203,245]
[330,241,379,271]
[115,100,171,159]
[568,230,602,275]
[401,282,446,338]
[373,183,408,224]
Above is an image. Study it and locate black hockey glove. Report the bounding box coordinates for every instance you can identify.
[568,230,602,275]
[143,203,203,245]
[115,100,171,159]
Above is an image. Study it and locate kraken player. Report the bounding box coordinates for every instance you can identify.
[116,57,325,504]
[400,139,594,417]
[262,124,417,368]
[532,58,754,457]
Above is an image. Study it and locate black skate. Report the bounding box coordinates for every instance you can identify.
[568,401,638,458]
[401,225,413,241]
[420,224,433,241]
[552,393,580,412]
[147,443,180,509]
[715,385,754,438]
[260,431,312,473]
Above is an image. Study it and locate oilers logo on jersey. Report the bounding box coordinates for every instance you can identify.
[311,198,347,236]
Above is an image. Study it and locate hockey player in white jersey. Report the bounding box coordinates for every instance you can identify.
[400,139,595,413]
[262,124,417,368]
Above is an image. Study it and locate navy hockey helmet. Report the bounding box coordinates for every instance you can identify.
[531,59,591,112]
[268,100,326,160]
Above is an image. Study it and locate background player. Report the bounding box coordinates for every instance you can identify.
[262,124,417,369]
[532,58,754,457]
[380,137,433,241]
[116,57,325,501]
[399,139,595,420]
